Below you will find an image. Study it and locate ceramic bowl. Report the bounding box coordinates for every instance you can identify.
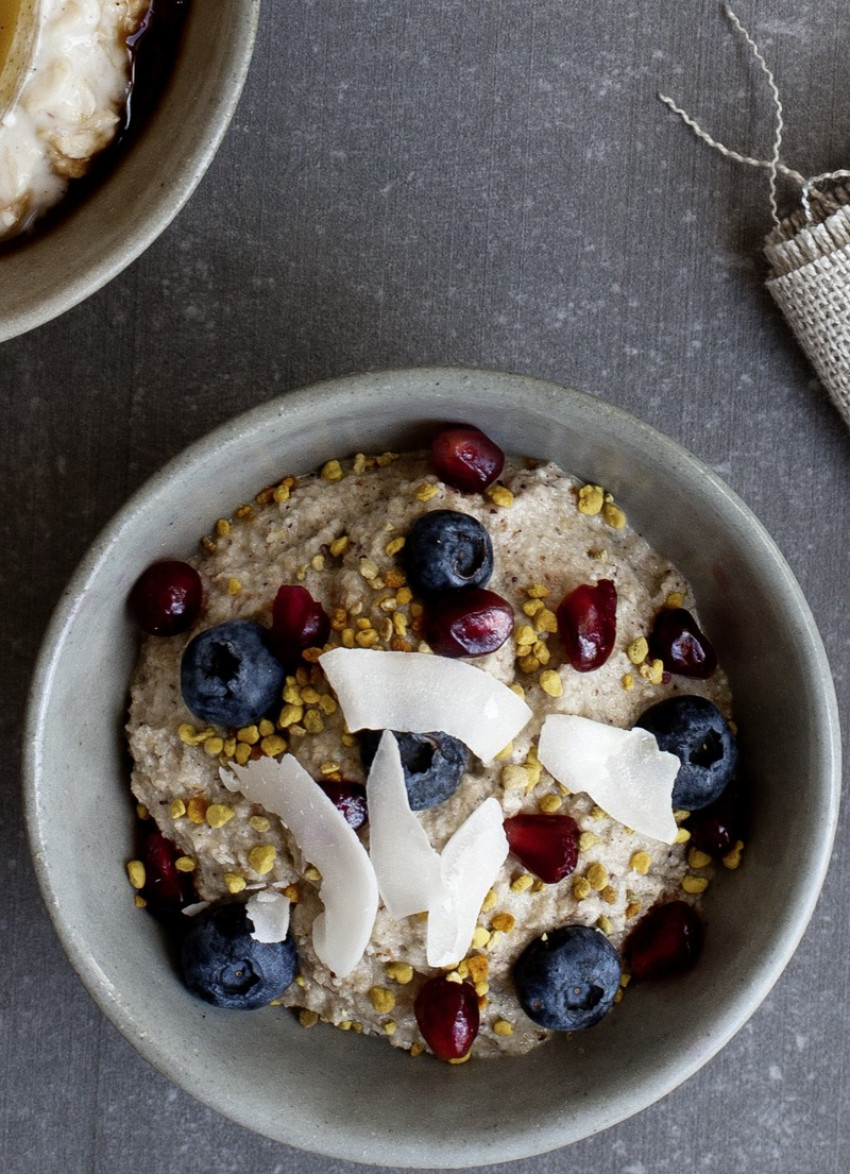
[24,368,841,1167]
[0,0,260,343]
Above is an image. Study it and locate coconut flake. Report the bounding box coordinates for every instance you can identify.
[221,757,378,976]
[319,647,532,762]
[537,714,680,843]
[246,889,292,943]
[365,731,443,918]
[426,798,509,968]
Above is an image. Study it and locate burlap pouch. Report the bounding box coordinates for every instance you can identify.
[661,4,850,428]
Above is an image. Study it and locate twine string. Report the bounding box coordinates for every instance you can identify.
[659,2,849,225]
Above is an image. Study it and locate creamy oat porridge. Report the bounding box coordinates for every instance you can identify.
[0,0,186,240]
[125,425,744,1061]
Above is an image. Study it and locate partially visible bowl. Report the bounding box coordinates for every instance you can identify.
[24,368,841,1167]
[0,0,259,343]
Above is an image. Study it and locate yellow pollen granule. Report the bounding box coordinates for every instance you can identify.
[385,962,414,985]
[665,591,684,608]
[472,926,491,949]
[227,577,242,596]
[304,865,322,883]
[630,850,652,875]
[491,912,515,934]
[723,841,744,869]
[248,845,276,875]
[572,876,592,900]
[303,709,325,735]
[539,793,563,813]
[224,873,246,894]
[675,826,691,844]
[170,798,186,819]
[627,636,649,664]
[359,557,380,581]
[126,860,145,889]
[385,536,405,556]
[601,885,617,905]
[682,874,709,894]
[311,554,325,572]
[186,796,207,824]
[539,669,563,697]
[206,804,235,829]
[368,986,396,1014]
[134,895,147,909]
[237,724,261,745]
[258,718,275,736]
[282,884,300,903]
[514,623,537,648]
[355,628,379,648]
[579,830,601,851]
[278,703,304,728]
[480,888,498,913]
[518,654,540,674]
[174,856,197,873]
[602,501,626,529]
[586,862,608,890]
[621,672,635,691]
[625,900,642,919]
[522,598,544,617]
[495,741,514,761]
[448,1052,472,1065]
[487,485,514,508]
[329,535,350,557]
[299,1009,320,1029]
[577,483,604,515]
[510,873,534,893]
[502,764,530,791]
[249,815,270,833]
[688,847,713,870]
[320,459,343,482]
[533,608,558,634]
[261,734,288,756]
[415,482,440,501]
[639,658,664,685]
[596,915,613,934]
[526,583,549,598]
[492,1019,513,1037]
[383,1021,398,1037]
[203,736,224,757]
[178,723,210,746]
[215,518,231,538]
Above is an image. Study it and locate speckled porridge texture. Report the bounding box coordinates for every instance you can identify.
[127,450,734,1058]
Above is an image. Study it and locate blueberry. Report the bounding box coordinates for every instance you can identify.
[180,902,298,1009]
[636,694,738,811]
[181,620,285,727]
[403,510,494,595]
[360,729,469,810]
[513,924,622,1031]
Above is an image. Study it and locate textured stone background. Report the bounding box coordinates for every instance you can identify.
[2,1,849,1171]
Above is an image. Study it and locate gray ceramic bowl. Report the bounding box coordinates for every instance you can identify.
[24,368,841,1167]
[0,0,259,343]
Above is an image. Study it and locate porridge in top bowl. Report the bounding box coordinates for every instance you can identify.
[125,424,744,1062]
[0,0,187,241]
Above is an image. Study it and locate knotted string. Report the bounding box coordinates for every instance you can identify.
[659,2,850,225]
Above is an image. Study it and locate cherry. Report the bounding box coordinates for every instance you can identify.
[270,584,330,666]
[431,425,505,493]
[129,559,202,636]
[414,975,480,1060]
[317,780,368,830]
[625,900,703,980]
[556,579,617,672]
[649,607,717,679]
[138,824,196,917]
[503,813,580,883]
[687,781,746,857]
[422,587,514,658]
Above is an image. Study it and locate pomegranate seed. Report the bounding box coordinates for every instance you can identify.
[431,425,505,493]
[625,900,703,980]
[414,975,480,1060]
[317,780,368,830]
[422,587,514,658]
[649,608,717,679]
[270,584,330,666]
[129,560,202,636]
[503,813,580,883]
[556,579,617,672]
[687,781,746,857]
[139,825,195,915]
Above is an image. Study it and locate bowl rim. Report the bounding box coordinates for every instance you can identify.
[0,0,261,344]
[22,366,843,1165]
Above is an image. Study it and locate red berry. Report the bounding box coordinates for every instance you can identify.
[649,608,717,679]
[503,813,580,883]
[270,584,330,666]
[422,587,514,658]
[625,900,703,980]
[556,579,617,672]
[129,560,202,636]
[317,780,368,830]
[431,425,505,493]
[139,825,195,915]
[687,781,746,857]
[414,975,480,1060]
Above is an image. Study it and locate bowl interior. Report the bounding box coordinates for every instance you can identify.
[0,0,259,343]
[25,368,841,1167]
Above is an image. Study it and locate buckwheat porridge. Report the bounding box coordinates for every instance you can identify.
[125,425,743,1061]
